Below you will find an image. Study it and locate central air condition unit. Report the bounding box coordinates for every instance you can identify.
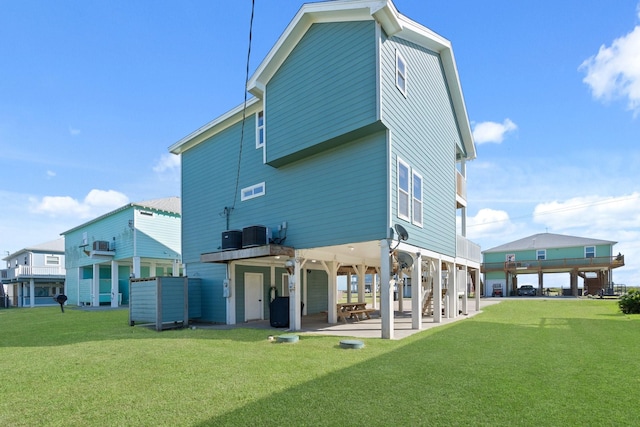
[221,230,243,250]
[242,225,269,248]
[93,241,110,251]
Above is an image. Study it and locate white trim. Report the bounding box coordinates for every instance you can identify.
[395,49,407,97]
[536,249,546,260]
[397,158,410,221]
[411,170,423,227]
[241,182,266,201]
[255,110,265,149]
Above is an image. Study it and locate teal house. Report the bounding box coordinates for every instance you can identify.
[61,197,182,307]
[482,233,625,297]
[170,0,480,339]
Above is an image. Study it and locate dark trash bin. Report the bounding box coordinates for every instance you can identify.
[269,296,289,328]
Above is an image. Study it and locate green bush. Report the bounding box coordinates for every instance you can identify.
[618,289,640,314]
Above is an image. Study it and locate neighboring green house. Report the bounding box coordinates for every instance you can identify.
[169,0,480,339]
[482,232,625,297]
[61,197,182,307]
[1,238,66,307]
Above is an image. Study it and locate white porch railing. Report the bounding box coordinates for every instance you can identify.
[2,265,66,280]
[456,235,481,263]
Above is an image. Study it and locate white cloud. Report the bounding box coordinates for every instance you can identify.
[579,13,640,115]
[46,170,56,178]
[30,189,129,219]
[472,119,517,144]
[466,208,515,238]
[153,153,180,173]
[69,126,81,136]
[532,193,640,232]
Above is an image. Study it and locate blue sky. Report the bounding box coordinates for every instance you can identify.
[2,0,639,287]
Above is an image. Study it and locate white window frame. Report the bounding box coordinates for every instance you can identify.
[585,246,595,258]
[395,50,407,97]
[397,158,410,221]
[241,182,266,201]
[536,249,546,260]
[256,111,265,149]
[412,170,423,227]
[45,255,60,266]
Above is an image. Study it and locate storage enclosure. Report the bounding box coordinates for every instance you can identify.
[129,276,189,331]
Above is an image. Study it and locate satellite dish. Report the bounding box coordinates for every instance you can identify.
[394,224,409,241]
[397,251,414,271]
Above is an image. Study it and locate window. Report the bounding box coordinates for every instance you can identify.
[536,250,546,260]
[241,182,266,201]
[412,171,423,226]
[506,254,515,262]
[397,159,410,220]
[46,255,60,266]
[395,50,407,96]
[585,246,595,258]
[256,111,265,148]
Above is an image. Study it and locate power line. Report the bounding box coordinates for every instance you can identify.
[467,193,640,228]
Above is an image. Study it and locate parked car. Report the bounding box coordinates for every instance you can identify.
[518,285,536,296]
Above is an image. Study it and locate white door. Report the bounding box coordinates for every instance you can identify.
[244,272,263,321]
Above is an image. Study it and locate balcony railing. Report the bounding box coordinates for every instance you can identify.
[482,255,625,273]
[457,235,481,263]
[2,265,66,280]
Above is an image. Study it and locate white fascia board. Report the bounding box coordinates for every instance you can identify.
[248,1,400,97]
[169,97,261,154]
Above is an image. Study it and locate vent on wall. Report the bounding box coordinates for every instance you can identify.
[93,241,110,251]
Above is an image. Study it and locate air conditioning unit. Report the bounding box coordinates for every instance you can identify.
[221,230,243,250]
[242,225,270,248]
[93,241,110,251]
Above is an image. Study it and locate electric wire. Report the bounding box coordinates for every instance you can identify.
[231,0,255,211]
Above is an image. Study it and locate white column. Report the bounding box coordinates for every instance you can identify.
[462,265,469,315]
[411,252,422,330]
[448,265,455,319]
[18,283,23,307]
[323,261,338,324]
[372,270,379,310]
[356,264,366,303]
[380,239,394,339]
[150,261,157,277]
[92,264,100,306]
[226,262,236,325]
[29,279,35,307]
[434,258,442,323]
[475,269,481,312]
[346,271,352,303]
[172,259,180,277]
[111,260,119,308]
[132,257,141,279]
[289,256,303,331]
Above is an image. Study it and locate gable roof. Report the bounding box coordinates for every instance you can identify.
[483,233,617,253]
[60,196,181,236]
[170,0,476,160]
[3,237,65,260]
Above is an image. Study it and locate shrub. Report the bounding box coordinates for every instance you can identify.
[618,289,640,314]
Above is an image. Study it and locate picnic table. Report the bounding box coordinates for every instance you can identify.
[337,302,376,323]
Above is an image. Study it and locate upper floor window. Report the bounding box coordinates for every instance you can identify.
[395,50,407,96]
[46,255,60,266]
[256,111,265,149]
[412,171,423,227]
[585,246,595,258]
[537,249,546,260]
[397,159,410,221]
[241,182,266,201]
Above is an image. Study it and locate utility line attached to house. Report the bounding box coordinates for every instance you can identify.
[231,0,256,213]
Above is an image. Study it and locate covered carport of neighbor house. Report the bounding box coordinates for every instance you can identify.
[201,237,481,340]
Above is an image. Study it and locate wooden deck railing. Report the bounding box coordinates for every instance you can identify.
[482,255,624,273]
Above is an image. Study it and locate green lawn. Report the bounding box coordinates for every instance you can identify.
[1,300,639,426]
